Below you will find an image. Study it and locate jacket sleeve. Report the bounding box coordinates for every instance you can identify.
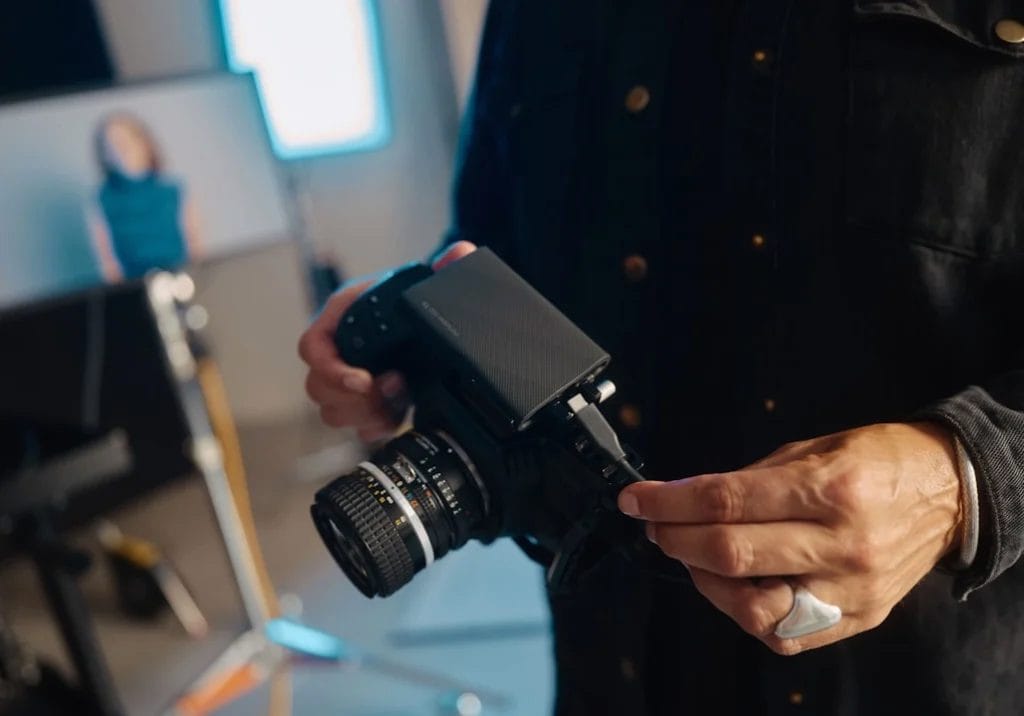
[916,373,1024,599]
[432,0,518,267]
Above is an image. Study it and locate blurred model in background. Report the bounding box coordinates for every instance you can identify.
[87,113,202,281]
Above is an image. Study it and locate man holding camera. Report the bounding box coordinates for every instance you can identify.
[301,1,1024,714]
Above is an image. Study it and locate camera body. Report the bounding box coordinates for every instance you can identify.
[311,249,648,598]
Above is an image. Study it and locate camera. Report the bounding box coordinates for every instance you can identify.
[310,248,653,598]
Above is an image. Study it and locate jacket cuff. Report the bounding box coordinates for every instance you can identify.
[915,384,1024,600]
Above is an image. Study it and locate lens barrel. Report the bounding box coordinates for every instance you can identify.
[311,431,487,597]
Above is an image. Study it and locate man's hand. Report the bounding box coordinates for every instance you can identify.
[617,422,963,655]
[298,241,477,441]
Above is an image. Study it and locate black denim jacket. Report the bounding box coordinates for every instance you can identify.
[442,1,1024,713]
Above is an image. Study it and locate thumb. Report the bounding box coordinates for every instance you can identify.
[433,240,477,270]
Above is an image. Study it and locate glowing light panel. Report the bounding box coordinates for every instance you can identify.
[219,0,390,158]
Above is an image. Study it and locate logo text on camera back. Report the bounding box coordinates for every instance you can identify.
[419,300,461,338]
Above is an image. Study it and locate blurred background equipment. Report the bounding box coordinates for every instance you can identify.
[97,522,209,639]
[0,72,290,308]
[0,274,281,715]
[0,427,133,716]
[217,0,391,159]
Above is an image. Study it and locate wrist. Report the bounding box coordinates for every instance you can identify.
[906,421,965,562]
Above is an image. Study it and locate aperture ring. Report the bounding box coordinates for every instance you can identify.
[359,461,435,567]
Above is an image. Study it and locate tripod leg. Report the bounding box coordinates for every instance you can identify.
[30,516,125,716]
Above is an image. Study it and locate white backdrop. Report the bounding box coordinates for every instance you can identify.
[0,72,290,308]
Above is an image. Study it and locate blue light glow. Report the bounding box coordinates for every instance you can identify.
[219,0,391,159]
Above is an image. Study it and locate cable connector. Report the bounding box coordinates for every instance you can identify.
[567,394,627,464]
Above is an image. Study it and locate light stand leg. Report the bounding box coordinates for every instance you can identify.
[27,512,125,716]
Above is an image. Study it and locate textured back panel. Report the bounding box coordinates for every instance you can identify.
[401,249,609,428]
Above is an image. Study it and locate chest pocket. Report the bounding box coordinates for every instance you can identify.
[847,0,1024,258]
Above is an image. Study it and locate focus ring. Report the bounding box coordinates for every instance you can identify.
[318,472,415,597]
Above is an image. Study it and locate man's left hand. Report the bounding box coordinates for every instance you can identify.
[617,422,963,655]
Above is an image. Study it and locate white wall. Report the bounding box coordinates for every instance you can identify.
[92,0,483,424]
[438,0,487,111]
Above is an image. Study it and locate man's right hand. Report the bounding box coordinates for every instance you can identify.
[298,241,477,443]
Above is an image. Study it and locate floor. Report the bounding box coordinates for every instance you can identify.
[0,415,554,716]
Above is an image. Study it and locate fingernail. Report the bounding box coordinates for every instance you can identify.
[645,523,657,544]
[342,373,371,394]
[378,371,405,399]
[619,492,640,517]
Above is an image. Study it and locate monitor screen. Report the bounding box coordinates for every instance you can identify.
[0,72,291,309]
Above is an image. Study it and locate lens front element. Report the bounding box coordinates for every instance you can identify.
[311,431,486,598]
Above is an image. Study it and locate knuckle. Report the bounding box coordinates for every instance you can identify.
[826,468,872,516]
[707,528,753,577]
[304,372,320,402]
[297,332,314,363]
[844,534,885,573]
[736,598,776,637]
[863,608,891,631]
[319,407,349,428]
[701,479,743,523]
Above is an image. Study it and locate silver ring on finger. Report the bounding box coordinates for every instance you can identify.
[773,583,842,639]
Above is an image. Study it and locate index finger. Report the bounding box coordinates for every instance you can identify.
[618,465,823,524]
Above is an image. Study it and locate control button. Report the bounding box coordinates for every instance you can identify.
[995,18,1024,44]
[763,398,777,414]
[344,314,357,325]
[378,323,389,333]
[624,85,651,114]
[623,254,649,282]
[619,404,642,429]
[789,691,804,706]
[351,335,366,350]
[369,294,380,304]
[752,233,767,250]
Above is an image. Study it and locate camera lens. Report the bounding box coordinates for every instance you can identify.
[311,431,488,597]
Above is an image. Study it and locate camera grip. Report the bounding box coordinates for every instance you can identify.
[334,263,433,373]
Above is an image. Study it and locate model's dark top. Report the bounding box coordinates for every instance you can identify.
[441,1,1024,714]
[98,172,187,279]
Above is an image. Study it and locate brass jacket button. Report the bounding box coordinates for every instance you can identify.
[995,19,1024,44]
[623,254,648,282]
[619,404,642,429]
[624,85,651,113]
